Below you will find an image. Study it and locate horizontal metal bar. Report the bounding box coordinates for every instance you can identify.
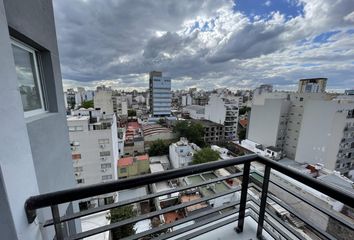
[44,171,244,227]
[123,201,242,240]
[25,154,256,212]
[248,192,305,240]
[259,172,354,230]
[249,182,336,240]
[257,156,354,209]
[68,186,241,240]
[267,194,335,240]
[247,207,291,240]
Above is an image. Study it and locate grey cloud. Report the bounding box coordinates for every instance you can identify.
[54,0,354,91]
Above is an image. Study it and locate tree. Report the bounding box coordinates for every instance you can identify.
[157,118,166,125]
[188,122,205,147]
[239,106,251,115]
[173,121,189,137]
[238,128,246,141]
[107,205,136,239]
[80,100,94,109]
[128,109,136,117]
[148,139,169,156]
[192,148,220,164]
[173,121,205,146]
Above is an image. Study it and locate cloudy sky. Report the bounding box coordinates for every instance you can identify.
[53,0,354,92]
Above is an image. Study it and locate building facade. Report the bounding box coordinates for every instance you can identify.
[67,111,119,208]
[298,78,327,93]
[149,71,171,117]
[169,138,200,169]
[0,0,78,238]
[205,94,239,141]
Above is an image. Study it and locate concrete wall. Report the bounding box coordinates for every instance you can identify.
[0,0,77,239]
[205,95,226,124]
[295,100,347,170]
[248,99,289,147]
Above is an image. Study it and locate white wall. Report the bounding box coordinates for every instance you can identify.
[205,95,226,124]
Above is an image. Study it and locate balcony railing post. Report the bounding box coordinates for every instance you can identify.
[235,161,250,233]
[257,165,271,239]
[51,205,64,240]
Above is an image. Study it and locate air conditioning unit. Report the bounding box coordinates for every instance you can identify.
[75,172,81,177]
[100,157,106,161]
[101,169,106,172]
[100,144,105,149]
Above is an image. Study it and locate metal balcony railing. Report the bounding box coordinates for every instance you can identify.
[24,154,354,240]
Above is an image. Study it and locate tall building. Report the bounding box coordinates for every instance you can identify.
[149,71,171,117]
[205,94,240,141]
[0,0,78,238]
[94,88,114,115]
[248,80,354,175]
[298,78,327,93]
[67,110,119,208]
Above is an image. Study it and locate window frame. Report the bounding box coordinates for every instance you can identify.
[11,39,47,117]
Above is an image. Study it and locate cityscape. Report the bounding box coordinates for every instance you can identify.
[1,1,354,240]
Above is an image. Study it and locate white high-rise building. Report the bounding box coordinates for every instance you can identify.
[205,94,240,141]
[248,81,354,176]
[149,71,171,117]
[94,89,114,115]
[67,110,119,208]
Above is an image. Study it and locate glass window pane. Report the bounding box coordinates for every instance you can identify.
[12,44,42,112]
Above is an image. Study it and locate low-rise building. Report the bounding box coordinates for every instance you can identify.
[124,121,144,156]
[183,105,205,120]
[118,154,150,179]
[169,138,200,169]
[190,119,225,144]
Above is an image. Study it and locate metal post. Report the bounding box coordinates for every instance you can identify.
[51,205,64,240]
[257,165,271,239]
[235,162,250,233]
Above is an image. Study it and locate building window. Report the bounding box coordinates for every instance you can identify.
[101,163,111,169]
[68,126,84,132]
[77,179,84,184]
[74,166,83,172]
[11,40,46,117]
[98,139,110,144]
[102,175,112,180]
[120,168,127,173]
[72,154,81,160]
[100,151,110,157]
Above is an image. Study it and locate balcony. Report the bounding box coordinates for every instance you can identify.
[24,155,354,240]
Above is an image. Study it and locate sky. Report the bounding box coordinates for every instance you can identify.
[53,0,354,92]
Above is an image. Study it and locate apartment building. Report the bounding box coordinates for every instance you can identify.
[298,78,327,93]
[93,88,114,115]
[0,0,78,238]
[149,71,172,117]
[205,94,240,141]
[169,138,200,169]
[248,80,354,175]
[190,119,225,144]
[67,111,119,208]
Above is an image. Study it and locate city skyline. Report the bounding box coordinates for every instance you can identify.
[54,0,354,92]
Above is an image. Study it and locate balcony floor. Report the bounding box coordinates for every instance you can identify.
[171,215,274,240]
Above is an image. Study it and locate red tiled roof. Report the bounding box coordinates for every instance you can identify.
[239,119,248,128]
[136,154,149,161]
[118,157,133,167]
